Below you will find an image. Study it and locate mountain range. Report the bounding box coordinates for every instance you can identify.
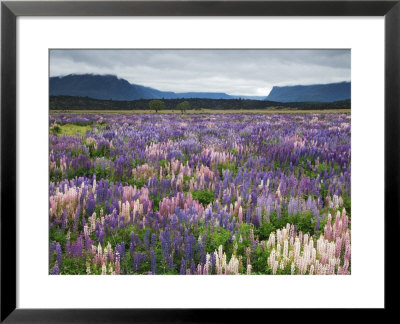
[49,74,351,102]
[267,81,351,103]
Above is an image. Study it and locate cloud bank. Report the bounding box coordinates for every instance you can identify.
[50,49,350,96]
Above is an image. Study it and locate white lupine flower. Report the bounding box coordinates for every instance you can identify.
[276,229,282,245]
[220,252,227,272]
[218,245,223,260]
[294,238,301,258]
[276,243,281,259]
[246,264,252,275]
[282,227,288,241]
[290,236,294,247]
[283,239,289,258]
[332,195,339,209]
[272,260,279,275]
[311,248,316,264]
[97,242,102,258]
[289,250,294,259]
[303,233,309,246]
[268,249,276,268]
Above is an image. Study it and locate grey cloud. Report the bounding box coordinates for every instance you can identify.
[50,49,350,96]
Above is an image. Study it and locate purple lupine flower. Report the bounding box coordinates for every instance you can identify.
[185,239,192,261]
[87,193,96,217]
[253,210,261,227]
[150,249,157,274]
[276,204,281,219]
[105,200,112,214]
[61,209,67,231]
[196,241,204,261]
[98,229,105,246]
[168,255,175,270]
[180,259,186,275]
[50,262,60,275]
[315,216,321,232]
[116,242,125,260]
[55,242,62,267]
[70,236,83,258]
[190,261,196,275]
[246,208,251,224]
[144,229,150,250]
[49,241,56,263]
[49,112,351,275]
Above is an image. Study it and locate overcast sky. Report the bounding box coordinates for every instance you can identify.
[50,49,350,96]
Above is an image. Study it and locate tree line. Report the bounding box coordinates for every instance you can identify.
[50,96,351,111]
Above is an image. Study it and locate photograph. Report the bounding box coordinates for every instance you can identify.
[48,49,351,276]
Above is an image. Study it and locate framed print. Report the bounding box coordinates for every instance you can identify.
[1,0,399,322]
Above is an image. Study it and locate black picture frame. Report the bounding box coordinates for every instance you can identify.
[1,0,399,322]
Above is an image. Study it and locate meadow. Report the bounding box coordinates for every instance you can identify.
[49,112,351,275]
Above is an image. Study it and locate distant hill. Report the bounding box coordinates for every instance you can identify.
[266,81,351,103]
[50,74,173,100]
[49,74,264,101]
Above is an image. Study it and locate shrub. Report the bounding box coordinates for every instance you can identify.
[192,189,215,206]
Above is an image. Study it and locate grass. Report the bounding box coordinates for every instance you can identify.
[55,124,92,136]
[50,109,351,114]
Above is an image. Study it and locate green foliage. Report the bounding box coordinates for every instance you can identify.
[158,159,169,168]
[217,161,239,179]
[206,226,231,253]
[60,256,87,275]
[104,226,136,249]
[177,101,190,114]
[288,211,315,235]
[255,210,316,241]
[230,148,239,155]
[131,158,146,169]
[136,178,148,189]
[67,167,91,179]
[51,125,61,134]
[56,123,92,136]
[89,144,110,158]
[318,162,329,173]
[255,220,276,241]
[320,183,328,201]
[343,195,351,217]
[49,228,67,249]
[149,99,165,113]
[273,160,280,170]
[251,245,271,273]
[91,165,109,179]
[49,168,63,183]
[183,175,193,183]
[151,195,162,211]
[192,189,215,206]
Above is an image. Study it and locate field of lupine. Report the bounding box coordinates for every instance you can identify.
[49,112,351,275]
